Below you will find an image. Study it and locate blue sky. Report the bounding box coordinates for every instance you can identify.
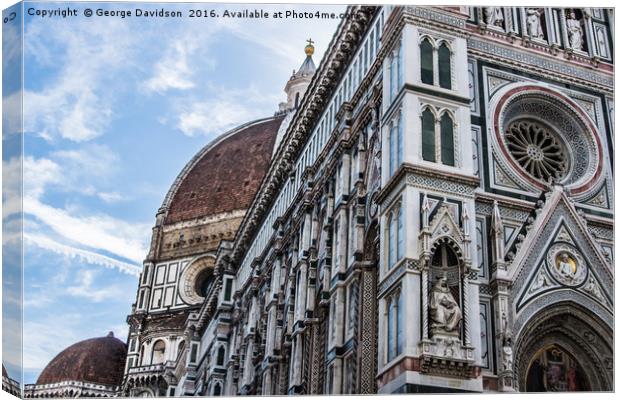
[3,1,344,384]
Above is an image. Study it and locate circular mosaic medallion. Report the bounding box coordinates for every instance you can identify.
[545,244,587,287]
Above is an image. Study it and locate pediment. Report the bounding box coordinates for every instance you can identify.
[509,187,613,313]
[429,204,463,243]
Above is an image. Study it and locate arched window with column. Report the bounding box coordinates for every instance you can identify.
[388,43,403,102]
[388,113,403,177]
[422,108,436,162]
[440,112,455,166]
[388,210,396,268]
[420,38,434,85]
[438,43,452,89]
[386,289,403,362]
[387,202,404,270]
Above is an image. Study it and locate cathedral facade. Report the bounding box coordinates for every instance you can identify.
[121,5,614,395]
[21,5,614,398]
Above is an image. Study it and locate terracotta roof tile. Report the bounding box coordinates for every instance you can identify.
[165,116,283,224]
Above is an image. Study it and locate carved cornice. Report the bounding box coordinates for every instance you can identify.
[403,6,469,36]
[377,163,480,204]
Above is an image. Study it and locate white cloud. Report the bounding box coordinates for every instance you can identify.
[23,19,135,142]
[2,89,23,136]
[98,192,124,203]
[67,269,123,302]
[2,18,21,70]
[177,85,279,137]
[25,233,142,276]
[143,39,199,93]
[24,198,149,264]
[8,150,146,276]
[51,144,121,187]
[2,156,23,220]
[23,156,63,199]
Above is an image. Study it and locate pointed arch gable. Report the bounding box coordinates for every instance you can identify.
[508,190,613,344]
[509,189,612,289]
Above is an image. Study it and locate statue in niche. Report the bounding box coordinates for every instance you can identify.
[526,8,545,40]
[566,12,584,50]
[429,275,462,336]
[484,7,504,27]
[502,334,513,371]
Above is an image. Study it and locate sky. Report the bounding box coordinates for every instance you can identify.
[2,0,344,384]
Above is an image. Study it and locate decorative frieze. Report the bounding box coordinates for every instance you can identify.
[468,38,613,90]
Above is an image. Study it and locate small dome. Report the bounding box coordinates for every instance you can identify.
[163,116,283,224]
[36,332,127,387]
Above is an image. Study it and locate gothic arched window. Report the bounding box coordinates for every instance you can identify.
[440,113,455,166]
[387,203,404,269]
[389,43,403,102]
[420,38,434,85]
[431,242,460,270]
[438,43,452,89]
[386,290,402,362]
[422,108,436,162]
[388,113,403,176]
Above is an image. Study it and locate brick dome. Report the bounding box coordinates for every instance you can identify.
[36,332,127,387]
[162,116,283,225]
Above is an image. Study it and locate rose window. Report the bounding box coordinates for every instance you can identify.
[505,120,569,182]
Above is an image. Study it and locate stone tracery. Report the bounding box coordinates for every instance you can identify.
[505,120,568,182]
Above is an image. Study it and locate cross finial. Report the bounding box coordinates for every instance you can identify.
[304,38,315,56]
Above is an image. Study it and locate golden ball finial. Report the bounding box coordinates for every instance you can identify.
[305,38,315,56]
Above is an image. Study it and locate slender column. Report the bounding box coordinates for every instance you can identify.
[462,274,470,345]
[432,48,439,86]
[421,265,429,340]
